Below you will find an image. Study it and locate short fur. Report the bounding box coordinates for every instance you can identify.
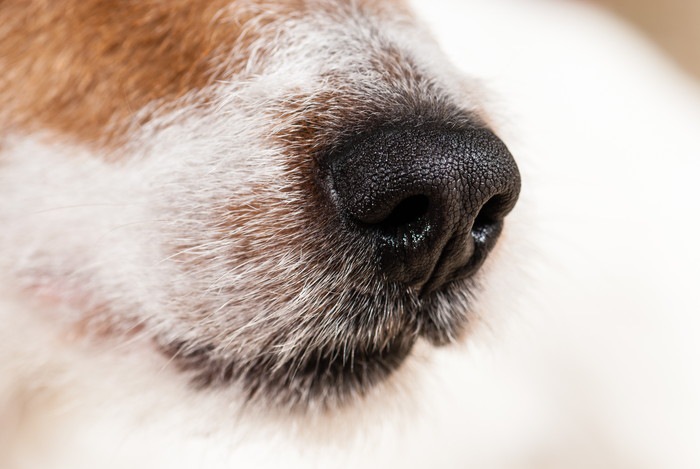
[0,0,491,411]
[2,0,700,468]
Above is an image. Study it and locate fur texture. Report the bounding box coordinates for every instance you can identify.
[1,0,700,468]
[1,0,498,410]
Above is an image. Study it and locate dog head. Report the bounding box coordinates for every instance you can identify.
[0,0,519,410]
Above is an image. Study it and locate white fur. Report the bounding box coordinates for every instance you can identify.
[2,0,700,467]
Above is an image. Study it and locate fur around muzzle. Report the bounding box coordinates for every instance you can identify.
[0,0,519,412]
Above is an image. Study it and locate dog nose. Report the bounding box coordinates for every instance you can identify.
[327,125,520,293]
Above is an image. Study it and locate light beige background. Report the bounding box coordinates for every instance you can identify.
[590,0,700,79]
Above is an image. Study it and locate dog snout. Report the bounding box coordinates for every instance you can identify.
[327,125,521,293]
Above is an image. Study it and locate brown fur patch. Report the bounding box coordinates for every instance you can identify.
[0,0,273,147]
[0,0,404,149]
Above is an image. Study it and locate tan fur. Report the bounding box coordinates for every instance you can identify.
[0,0,404,149]
[0,0,235,145]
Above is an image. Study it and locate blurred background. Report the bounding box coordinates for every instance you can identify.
[589,0,700,80]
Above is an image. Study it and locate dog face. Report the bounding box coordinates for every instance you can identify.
[0,0,519,410]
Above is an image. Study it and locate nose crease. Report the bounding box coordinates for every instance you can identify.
[326,124,520,293]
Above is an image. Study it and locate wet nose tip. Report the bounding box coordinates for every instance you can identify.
[327,124,520,292]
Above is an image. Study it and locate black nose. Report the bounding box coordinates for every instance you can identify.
[326,125,520,294]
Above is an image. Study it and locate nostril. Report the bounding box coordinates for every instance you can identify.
[377,194,430,232]
[471,195,508,243]
[473,195,503,227]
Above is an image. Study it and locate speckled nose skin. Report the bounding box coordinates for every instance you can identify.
[328,125,521,294]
